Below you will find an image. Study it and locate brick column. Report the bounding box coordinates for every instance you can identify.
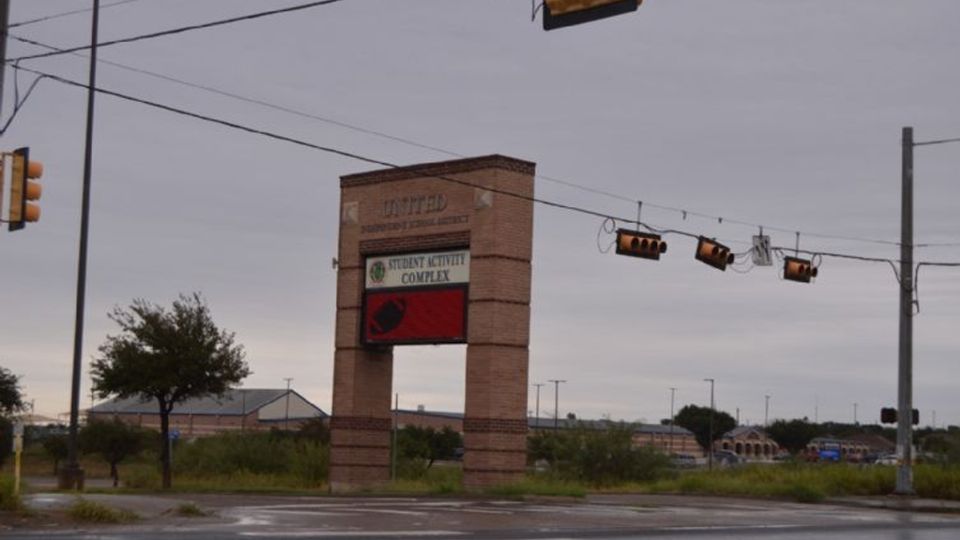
[329,201,394,492]
[463,166,533,489]
[330,155,535,491]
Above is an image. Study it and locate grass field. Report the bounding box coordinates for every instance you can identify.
[639,463,960,502]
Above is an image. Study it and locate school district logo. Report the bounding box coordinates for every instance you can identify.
[369,261,386,284]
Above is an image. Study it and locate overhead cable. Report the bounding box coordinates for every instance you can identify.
[10,36,953,251]
[9,0,348,63]
[13,64,960,275]
[8,0,142,29]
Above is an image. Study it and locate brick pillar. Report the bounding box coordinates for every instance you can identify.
[463,166,533,489]
[330,155,535,491]
[329,201,394,492]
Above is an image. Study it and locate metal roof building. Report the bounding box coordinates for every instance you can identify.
[89,388,327,437]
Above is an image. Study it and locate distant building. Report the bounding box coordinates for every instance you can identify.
[715,426,780,461]
[632,423,702,456]
[846,432,895,455]
[395,406,465,432]
[88,388,326,437]
[393,407,702,454]
[806,436,870,461]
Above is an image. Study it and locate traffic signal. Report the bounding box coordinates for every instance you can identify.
[880,407,921,425]
[543,0,640,31]
[783,256,818,283]
[694,236,734,271]
[7,147,43,232]
[615,229,666,260]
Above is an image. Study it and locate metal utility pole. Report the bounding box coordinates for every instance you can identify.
[669,387,676,454]
[0,0,9,119]
[391,393,398,481]
[704,378,715,470]
[896,126,915,495]
[533,383,544,429]
[283,377,293,431]
[61,0,100,491]
[548,379,566,430]
[764,395,770,427]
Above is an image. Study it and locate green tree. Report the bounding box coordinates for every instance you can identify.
[394,426,464,477]
[90,293,250,489]
[674,404,736,453]
[297,416,330,444]
[766,418,822,454]
[80,420,147,487]
[42,434,69,475]
[0,366,24,416]
[0,366,25,468]
[527,424,672,486]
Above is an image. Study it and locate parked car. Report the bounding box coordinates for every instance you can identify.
[712,450,743,466]
[875,454,899,465]
[670,453,697,468]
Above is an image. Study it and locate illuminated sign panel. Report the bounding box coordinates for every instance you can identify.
[363,249,470,345]
[365,250,469,289]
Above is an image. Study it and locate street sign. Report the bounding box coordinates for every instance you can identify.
[168,428,180,440]
[752,235,772,266]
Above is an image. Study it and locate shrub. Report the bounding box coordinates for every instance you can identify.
[123,463,162,489]
[528,423,673,486]
[172,432,328,487]
[0,475,23,512]
[68,499,139,523]
[173,502,211,517]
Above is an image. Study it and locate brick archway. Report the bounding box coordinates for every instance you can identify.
[329,156,535,492]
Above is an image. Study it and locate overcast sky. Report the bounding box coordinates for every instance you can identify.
[2,0,958,428]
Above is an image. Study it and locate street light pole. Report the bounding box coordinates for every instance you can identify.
[533,383,544,429]
[704,378,715,470]
[548,379,566,430]
[283,377,293,431]
[891,127,960,494]
[764,395,770,427]
[896,126,915,495]
[62,0,100,491]
[669,387,676,454]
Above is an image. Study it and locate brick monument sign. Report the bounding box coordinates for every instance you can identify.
[330,155,534,491]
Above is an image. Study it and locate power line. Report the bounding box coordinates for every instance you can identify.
[9,0,348,63]
[13,64,960,274]
[8,37,951,251]
[8,33,460,159]
[8,0,142,29]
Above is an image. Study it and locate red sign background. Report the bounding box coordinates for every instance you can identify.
[363,287,467,345]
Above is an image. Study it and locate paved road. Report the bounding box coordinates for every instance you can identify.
[5,492,960,539]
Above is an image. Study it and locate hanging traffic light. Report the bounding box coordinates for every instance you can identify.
[694,236,734,271]
[7,147,44,232]
[783,256,818,283]
[543,0,640,31]
[615,229,666,260]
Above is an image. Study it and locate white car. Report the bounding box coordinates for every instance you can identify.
[875,454,899,465]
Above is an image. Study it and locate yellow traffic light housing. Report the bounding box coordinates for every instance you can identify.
[615,228,666,260]
[694,236,735,271]
[543,0,640,31]
[783,256,818,283]
[7,147,43,232]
